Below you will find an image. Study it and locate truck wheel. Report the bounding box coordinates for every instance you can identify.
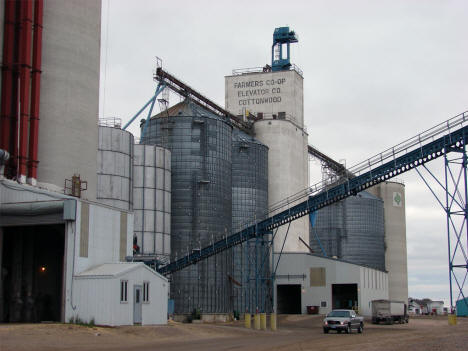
[323,328,329,334]
[345,324,351,334]
[358,323,363,333]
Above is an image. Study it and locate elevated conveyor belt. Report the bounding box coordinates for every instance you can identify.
[158,111,468,275]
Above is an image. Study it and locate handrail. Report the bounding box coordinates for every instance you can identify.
[158,111,468,275]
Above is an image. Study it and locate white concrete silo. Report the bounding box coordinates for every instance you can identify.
[36,0,101,199]
[225,69,309,252]
[368,181,408,303]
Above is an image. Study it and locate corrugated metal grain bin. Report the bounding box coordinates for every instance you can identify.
[231,129,270,313]
[97,125,134,211]
[309,191,385,271]
[141,100,233,314]
[133,144,171,258]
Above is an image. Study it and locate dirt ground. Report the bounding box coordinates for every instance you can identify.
[0,315,467,351]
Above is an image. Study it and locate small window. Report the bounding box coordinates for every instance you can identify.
[120,280,128,302]
[143,281,149,303]
[321,301,327,308]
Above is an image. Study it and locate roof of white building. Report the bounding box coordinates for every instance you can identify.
[75,262,167,281]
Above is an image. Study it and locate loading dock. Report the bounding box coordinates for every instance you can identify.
[277,284,301,314]
[332,283,358,310]
[1,224,65,322]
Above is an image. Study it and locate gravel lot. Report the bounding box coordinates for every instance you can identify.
[1,315,466,351]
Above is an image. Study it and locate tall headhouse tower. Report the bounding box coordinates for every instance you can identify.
[225,27,309,252]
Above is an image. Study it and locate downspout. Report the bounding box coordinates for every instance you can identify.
[0,0,16,167]
[17,0,33,183]
[10,0,21,178]
[27,0,43,185]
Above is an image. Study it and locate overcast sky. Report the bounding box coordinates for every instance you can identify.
[99,0,468,306]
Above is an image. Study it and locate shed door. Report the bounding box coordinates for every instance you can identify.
[133,285,142,324]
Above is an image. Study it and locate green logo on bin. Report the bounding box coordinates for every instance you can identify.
[394,192,401,206]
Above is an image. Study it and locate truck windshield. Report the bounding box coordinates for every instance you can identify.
[327,311,350,317]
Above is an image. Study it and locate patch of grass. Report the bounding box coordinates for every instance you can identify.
[68,315,96,328]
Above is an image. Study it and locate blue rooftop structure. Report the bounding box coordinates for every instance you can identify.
[271,27,298,72]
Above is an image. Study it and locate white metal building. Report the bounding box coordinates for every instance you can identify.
[74,263,168,326]
[0,179,168,325]
[274,252,389,317]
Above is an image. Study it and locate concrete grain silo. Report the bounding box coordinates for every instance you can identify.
[0,0,101,200]
[225,28,309,254]
[368,181,408,303]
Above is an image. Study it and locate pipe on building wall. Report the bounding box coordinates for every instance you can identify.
[27,0,44,185]
[17,0,33,183]
[0,149,10,177]
[0,0,16,158]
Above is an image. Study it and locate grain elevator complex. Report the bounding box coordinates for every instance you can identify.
[0,1,415,325]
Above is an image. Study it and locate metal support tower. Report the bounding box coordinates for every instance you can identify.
[415,143,468,313]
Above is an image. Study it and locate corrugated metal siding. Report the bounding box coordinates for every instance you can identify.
[71,265,168,326]
[97,126,134,211]
[231,129,270,313]
[309,191,385,270]
[133,145,171,257]
[120,212,127,261]
[80,202,89,257]
[142,100,232,314]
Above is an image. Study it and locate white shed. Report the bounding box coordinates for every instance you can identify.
[426,301,444,315]
[72,262,168,326]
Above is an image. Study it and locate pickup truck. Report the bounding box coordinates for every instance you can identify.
[323,309,364,334]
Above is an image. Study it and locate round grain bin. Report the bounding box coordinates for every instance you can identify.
[97,124,134,211]
[310,190,385,271]
[231,129,269,313]
[133,144,171,258]
[142,100,232,314]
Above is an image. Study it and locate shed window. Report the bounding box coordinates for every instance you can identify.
[143,281,149,303]
[120,280,128,302]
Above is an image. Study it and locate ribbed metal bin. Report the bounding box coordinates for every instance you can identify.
[142,100,232,313]
[231,129,270,313]
[133,144,171,257]
[97,126,134,211]
[310,191,385,270]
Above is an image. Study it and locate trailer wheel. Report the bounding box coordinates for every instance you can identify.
[358,323,363,333]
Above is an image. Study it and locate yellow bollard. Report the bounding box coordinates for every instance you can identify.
[260,313,267,330]
[270,313,277,331]
[244,313,251,328]
[254,313,261,330]
[448,314,457,326]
